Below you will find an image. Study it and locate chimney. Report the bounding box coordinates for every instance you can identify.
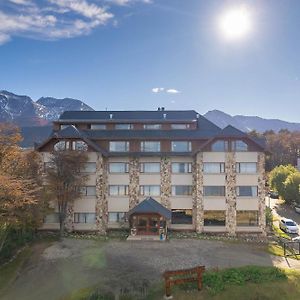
[157,107,161,111]
[161,107,165,111]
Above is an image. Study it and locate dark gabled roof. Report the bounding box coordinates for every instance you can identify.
[217,125,247,137]
[197,115,221,136]
[58,110,199,122]
[128,197,172,219]
[35,125,108,155]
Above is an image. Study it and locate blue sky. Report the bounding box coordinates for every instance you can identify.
[0,0,300,122]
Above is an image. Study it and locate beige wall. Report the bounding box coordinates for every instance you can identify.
[203,175,226,185]
[236,198,259,210]
[203,198,226,210]
[108,197,129,211]
[170,197,193,209]
[171,174,193,185]
[203,152,226,162]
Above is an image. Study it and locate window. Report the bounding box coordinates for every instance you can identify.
[236,211,259,226]
[141,141,160,152]
[109,185,129,196]
[236,186,258,197]
[171,124,190,129]
[140,185,160,196]
[204,211,226,226]
[109,141,129,152]
[81,162,96,173]
[172,185,192,196]
[81,186,96,196]
[108,212,127,223]
[44,213,59,223]
[109,163,129,173]
[74,213,96,224]
[171,141,192,152]
[211,140,229,152]
[203,186,225,197]
[232,140,248,151]
[54,141,69,151]
[140,162,160,173]
[203,163,225,173]
[115,124,133,130]
[90,124,106,130]
[171,209,192,224]
[72,141,88,151]
[236,162,257,174]
[143,124,161,129]
[171,162,192,173]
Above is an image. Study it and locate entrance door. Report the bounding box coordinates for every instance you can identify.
[136,215,159,235]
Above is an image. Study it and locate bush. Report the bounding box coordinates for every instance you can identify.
[202,266,287,294]
[0,227,36,264]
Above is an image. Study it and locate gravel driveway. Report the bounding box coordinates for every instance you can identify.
[2,238,300,300]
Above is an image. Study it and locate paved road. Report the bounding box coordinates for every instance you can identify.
[267,196,300,242]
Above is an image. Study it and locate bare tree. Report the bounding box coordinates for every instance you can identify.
[45,149,88,236]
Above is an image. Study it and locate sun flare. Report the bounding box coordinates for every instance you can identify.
[219,6,252,40]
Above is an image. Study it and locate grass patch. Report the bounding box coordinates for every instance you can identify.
[68,266,289,300]
[0,246,32,295]
[272,223,291,240]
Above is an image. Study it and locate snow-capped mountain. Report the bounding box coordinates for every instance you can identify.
[204,110,300,133]
[0,90,94,126]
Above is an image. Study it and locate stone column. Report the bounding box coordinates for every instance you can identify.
[193,153,204,233]
[160,157,171,209]
[225,152,237,236]
[258,152,266,235]
[129,157,140,209]
[95,154,108,234]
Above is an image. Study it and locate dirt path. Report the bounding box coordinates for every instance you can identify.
[2,238,300,300]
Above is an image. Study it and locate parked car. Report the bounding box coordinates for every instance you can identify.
[268,191,279,199]
[279,219,299,234]
[292,236,300,241]
[295,204,300,214]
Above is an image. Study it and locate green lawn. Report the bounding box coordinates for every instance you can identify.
[0,247,32,296]
[67,266,300,300]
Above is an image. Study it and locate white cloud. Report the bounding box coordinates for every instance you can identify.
[166,89,180,94]
[0,0,151,45]
[108,0,152,6]
[152,87,164,93]
[9,0,32,5]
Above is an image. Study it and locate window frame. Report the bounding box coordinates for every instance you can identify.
[140,141,161,152]
[211,140,229,152]
[171,141,192,152]
[171,162,192,173]
[74,213,96,224]
[203,162,225,174]
[140,162,161,173]
[171,185,193,196]
[109,141,130,152]
[143,124,162,129]
[236,186,258,197]
[203,186,226,197]
[109,162,129,173]
[236,162,257,174]
[236,211,259,227]
[108,185,129,196]
[171,209,193,224]
[203,211,226,226]
[139,185,161,196]
[115,124,133,130]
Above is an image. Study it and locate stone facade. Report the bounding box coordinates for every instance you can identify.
[95,153,108,234]
[129,157,140,209]
[160,157,171,209]
[225,152,237,236]
[193,153,204,233]
[257,152,266,235]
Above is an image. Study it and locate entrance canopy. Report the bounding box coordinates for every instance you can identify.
[128,197,171,219]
